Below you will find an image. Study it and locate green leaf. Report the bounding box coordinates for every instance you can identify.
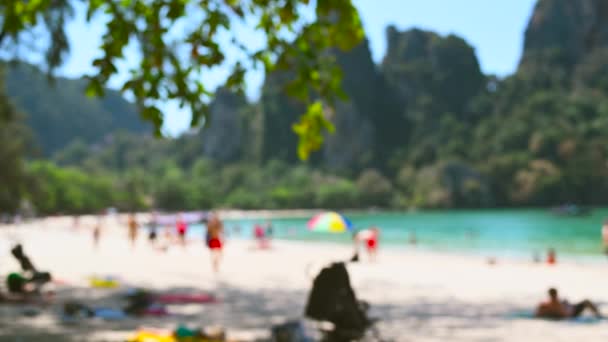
[285,80,309,101]
[292,101,334,160]
[140,106,163,136]
[85,79,104,97]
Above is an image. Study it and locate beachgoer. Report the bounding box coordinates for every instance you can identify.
[206,213,224,272]
[408,230,417,246]
[487,257,497,265]
[127,213,138,249]
[368,227,380,261]
[266,221,274,238]
[92,216,102,249]
[254,223,267,249]
[147,212,159,245]
[533,251,541,263]
[351,230,360,262]
[358,227,380,261]
[547,248,556,265]
[159,225,172,252]
[535,288,602,319]
[72,215,80,230]
[602,220,608,255]
[176,213,188,247]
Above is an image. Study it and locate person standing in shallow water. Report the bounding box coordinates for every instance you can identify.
[408,230,417,246]
[547,248,556,265]
[206,213,224,273]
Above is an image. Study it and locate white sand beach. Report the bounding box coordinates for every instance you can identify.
[1,215,608,341]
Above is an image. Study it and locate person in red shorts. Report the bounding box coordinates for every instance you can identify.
[253,224,270,249]
[366,227,380,262]
[547,248,556,265]
[175,213,188,247]
[206,213,224,273]
[356,227,380,262]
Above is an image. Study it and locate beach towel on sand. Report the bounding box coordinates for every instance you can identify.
[127,329,225,342]
[89,276,121,288]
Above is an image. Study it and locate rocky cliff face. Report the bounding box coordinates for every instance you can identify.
[324,39,400,169]
[258,28,485,169]
[259,71,306,163]
[383,27,485,116]
[323,40,376,169]
[520,0,608,71]
[260,39,403,169]
[323,100,374,169]
[200,88,248,163]
[381,26,485,150]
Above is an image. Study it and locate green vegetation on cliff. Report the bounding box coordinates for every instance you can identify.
[4,63,150,155]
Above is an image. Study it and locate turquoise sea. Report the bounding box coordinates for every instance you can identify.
[187,209,608,260]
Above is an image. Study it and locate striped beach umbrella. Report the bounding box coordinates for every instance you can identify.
[307,212,353,233]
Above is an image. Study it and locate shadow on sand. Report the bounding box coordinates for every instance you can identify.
[0,280,550,341]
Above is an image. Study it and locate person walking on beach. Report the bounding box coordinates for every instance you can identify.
[602,220,608,255]
[147,212,159,246]
[547,248,556,265]
[253,223,267,249]
[366,227,380,261]
[176,213,188,247]
[72,215,80,230]
[206,213,224,273]
[535,288,602,319]
[159,224,173,252]
[92,215,103,249]
[127,213,139,249]
[355,227,380,262]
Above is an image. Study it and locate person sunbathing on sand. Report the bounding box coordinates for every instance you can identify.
[535,288,602,319]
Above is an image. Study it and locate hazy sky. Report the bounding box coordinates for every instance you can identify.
[56,0,537,135]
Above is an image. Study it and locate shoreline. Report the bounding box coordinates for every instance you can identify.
[6,214,608,263]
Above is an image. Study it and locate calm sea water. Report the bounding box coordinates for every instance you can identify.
[186,209,608,260]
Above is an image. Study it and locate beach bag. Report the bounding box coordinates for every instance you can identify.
[271,320,316,342]
[304,262,369,336]
[7,273,26,293]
